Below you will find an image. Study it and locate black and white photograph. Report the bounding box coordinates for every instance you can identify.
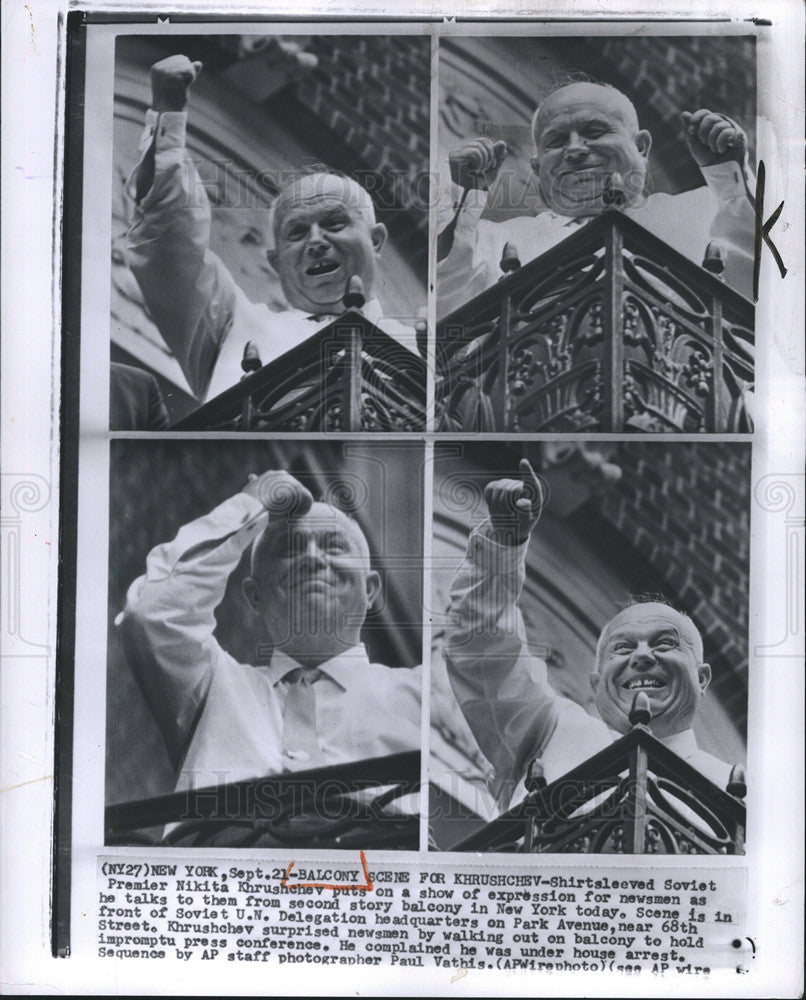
[3,5,804,996]
[428,440,749,853]
[106,439,428,848]
[435,36,757,433]
[109,33,430,432]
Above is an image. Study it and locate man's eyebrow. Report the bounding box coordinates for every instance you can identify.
[650,627,681,641]
[279,215,308,233]
[320,206,351,221]
[606,631,635,644]
[542,116,614,137]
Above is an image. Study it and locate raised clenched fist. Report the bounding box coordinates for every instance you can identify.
[242,471,313,519]
[150,54,203,113]
[449,137,509,191]
[483,458,546,546]
[681,109,747,168]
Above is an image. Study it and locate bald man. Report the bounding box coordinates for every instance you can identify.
[437,81,756,315]
[126,55,417,403]
[445,459,734,811]
[117,469,422,792]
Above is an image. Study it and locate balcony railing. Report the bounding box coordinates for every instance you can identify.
[171,310,426,433]
[105,750,420,850]
[436,210,754,433]
[450,698,746,855]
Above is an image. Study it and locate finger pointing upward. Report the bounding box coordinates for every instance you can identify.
[518,458,545,516]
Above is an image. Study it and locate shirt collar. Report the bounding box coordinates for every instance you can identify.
[286,298,385,326]
[542,211,590,229]
[265,643,370,693]
[661,728,699,761]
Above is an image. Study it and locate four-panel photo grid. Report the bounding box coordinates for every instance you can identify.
[104,29,754,858]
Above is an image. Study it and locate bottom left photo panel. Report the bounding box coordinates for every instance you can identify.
[105,438,427,850]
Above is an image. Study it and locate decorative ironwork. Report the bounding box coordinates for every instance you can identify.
[105,751,420,850]
[450,699,745,855]
[171,312,426,432]
[436,210,754,433]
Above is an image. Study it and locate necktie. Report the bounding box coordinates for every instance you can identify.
[281,668,324,771]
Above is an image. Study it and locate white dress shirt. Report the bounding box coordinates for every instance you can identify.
[436,161,756,317]
[446,524,735,811]
[117,491,422,791]
[126,110,418,402]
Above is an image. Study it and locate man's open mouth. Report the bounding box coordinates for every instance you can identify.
[623,677,666,690]
[305,259,341,277]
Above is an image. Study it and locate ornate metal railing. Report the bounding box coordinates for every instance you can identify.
[451,698,746,855]
[436,210,754,433]
[105,751,420,849]
[171,308,426,432]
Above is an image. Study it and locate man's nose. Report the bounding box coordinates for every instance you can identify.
[305,225,329,256]
[299,538,327,564]
[564,131,590,163]
[629,642,655,668]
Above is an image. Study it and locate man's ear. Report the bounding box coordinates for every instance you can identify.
[370,222,387,254]
[365,570,382,610]
[529,153,541,176]
[267,248,279,271]
[242,576,261,614]
[698,662,712,693]
[589,672,600,694]
[635,129,652,159]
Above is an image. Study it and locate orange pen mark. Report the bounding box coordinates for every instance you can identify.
[281,850,373,892]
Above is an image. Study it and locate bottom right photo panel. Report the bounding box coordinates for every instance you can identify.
[428,440,749,855]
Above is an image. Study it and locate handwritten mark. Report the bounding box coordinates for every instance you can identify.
[281,850,373,892]
[24,4,37,54]
[753,159,787,302]
[0,773,53,794]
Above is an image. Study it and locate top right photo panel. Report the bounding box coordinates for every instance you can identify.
[435,35,756,434]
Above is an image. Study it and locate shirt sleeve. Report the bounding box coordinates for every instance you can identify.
[699,159,756,300]
[116,490,267,765]
[125,109,242,401]
[436,173,501,318]
[445,522,559,805]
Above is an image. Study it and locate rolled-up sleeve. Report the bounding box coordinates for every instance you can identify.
[117,491,267,762]
[445,523,559,805]
[126,109,240,400]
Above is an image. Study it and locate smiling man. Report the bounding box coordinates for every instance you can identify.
[445,458,732,811]
[126,54,417,403]
[118,468,422,792]
[437,80,756,315]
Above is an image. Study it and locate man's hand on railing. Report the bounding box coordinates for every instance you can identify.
[681,109,747,169]
[483,458,546,546]
[150,54,203,113]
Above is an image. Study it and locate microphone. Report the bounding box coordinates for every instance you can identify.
[602,172,626,208]
[499,242,522,276]
[702,241,726,278]
[241,341,262,376]
[343,275,366,310]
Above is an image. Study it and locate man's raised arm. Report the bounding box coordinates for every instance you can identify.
[126,55,242,401]
[436,137,509,317]
[682,108,756,299]
[445,459,559,803]
[117,470,311,766]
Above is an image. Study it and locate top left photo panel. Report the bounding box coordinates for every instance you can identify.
[108,33,430,432]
